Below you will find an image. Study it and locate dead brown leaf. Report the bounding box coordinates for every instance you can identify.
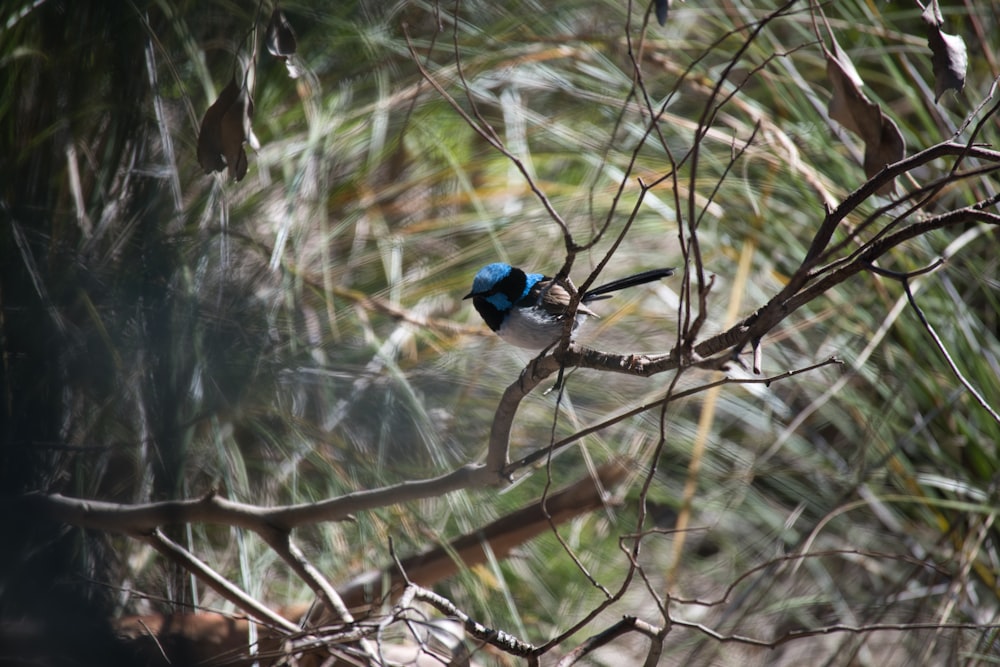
[922,0,967,102]
[196,77,256,182]
[196,78,239,175]
[824,34,904,194]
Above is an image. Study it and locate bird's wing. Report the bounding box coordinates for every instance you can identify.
[530,278,599,317]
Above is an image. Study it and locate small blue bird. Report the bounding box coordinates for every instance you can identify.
[464,262,675,349]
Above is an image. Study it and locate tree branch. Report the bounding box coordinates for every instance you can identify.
[22,464,496,534]
[141,528,299,634]
[553,615,663,667]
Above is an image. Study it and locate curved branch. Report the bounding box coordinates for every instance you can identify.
[485,355,563,470]
[23,464,495,534]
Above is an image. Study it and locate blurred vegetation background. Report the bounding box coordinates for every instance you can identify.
[2,0,999,664]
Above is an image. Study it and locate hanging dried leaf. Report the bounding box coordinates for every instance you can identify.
[922,0,967,101]
[862,114,905,192]
[266,8,297,57]
[655,0,669,26]
[219,85,252,181]
[197,78,239,175]
[824,35,904,194]
[266,7,302,78]
[196,77,256,182]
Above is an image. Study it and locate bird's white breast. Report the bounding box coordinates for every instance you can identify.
[496,308,587,349]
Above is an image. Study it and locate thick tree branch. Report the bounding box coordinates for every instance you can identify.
[22,464,496,534]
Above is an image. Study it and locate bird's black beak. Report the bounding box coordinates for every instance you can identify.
[463,291,474,300]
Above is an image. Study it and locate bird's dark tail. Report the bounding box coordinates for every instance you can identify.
[583,268,675,301]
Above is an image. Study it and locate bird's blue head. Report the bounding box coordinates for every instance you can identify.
[464,263,545,331]
[465,262,545,309]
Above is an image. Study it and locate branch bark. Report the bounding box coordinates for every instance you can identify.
[23,463,495,534]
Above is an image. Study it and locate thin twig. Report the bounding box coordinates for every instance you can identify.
[503,357,841,475]
[553,616,663,667]
[671,616,1000,649]
[897,273,1000,426]
[401,23,574,242]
